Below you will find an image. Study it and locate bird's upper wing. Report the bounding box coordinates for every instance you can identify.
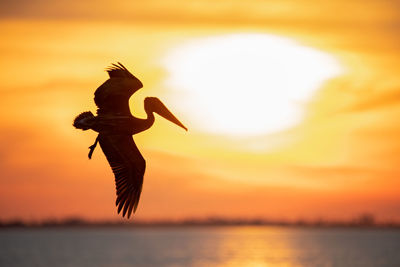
[98,134,146,218]
[94,63,143,117]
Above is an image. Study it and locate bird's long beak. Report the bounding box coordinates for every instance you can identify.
[152,98,188,131]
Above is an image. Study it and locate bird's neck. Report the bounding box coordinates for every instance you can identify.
[144,108,155,129]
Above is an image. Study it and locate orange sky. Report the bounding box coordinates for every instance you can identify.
[1,0,400,222]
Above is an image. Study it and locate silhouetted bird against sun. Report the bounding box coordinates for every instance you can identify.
[73,63,187,218]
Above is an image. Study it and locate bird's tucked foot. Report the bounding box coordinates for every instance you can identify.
[88,135,99,159]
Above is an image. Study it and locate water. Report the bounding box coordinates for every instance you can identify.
[1,226,399,267]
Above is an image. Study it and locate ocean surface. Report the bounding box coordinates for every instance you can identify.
[1,226,399,267]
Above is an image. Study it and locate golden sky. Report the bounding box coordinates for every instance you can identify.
[1,0,400,221]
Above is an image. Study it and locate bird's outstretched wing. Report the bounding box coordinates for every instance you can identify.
[98,134,146,218]
[94,62,143,117]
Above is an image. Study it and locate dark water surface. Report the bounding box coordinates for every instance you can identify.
[1,226,399,267]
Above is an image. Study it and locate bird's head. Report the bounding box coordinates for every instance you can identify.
[145,97,187,131]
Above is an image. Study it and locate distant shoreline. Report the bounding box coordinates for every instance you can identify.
[1,216,400,229]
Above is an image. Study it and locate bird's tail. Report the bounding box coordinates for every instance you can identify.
[73,111,95,130]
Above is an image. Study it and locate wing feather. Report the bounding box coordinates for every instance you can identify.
[106,62,135,78]
[98,134,146,218]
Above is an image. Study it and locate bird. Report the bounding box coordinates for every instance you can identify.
[73,62,187,219]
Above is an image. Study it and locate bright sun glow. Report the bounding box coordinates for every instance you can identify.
[162,34,343,136]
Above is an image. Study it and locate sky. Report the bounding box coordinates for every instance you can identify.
[1,0,400,222]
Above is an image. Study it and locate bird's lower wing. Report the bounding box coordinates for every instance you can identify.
[98,134,146,218]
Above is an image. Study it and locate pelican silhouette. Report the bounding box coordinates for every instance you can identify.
[73,63,187,218]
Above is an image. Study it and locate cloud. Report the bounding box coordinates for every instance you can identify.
[345,89,400,113]
[1,0,399,27]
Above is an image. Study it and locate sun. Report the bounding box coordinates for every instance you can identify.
[162,33,343,136]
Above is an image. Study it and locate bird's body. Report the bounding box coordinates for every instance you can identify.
[73,63,187,218]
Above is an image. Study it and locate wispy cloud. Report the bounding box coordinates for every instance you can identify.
[1,0,399,26]
[344,89,400,113]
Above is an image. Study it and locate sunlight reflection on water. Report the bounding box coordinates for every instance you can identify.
[1,226,400,267]
[211,227,296,266]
